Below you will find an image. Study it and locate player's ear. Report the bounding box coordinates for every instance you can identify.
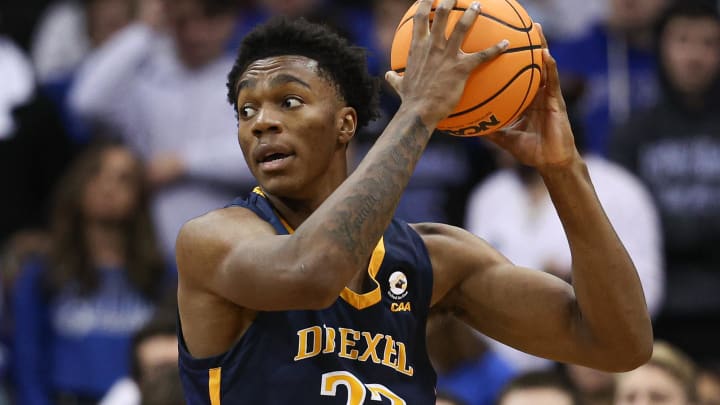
[336,107,357,145]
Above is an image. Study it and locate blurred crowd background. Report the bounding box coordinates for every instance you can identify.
[1,0,720,404]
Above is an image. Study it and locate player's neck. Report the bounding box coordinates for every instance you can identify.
[267,158,349,229]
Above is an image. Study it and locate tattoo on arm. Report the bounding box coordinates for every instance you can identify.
[326,115,429,264]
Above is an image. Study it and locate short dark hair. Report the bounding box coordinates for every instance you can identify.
[496,370,583,405]
[226,16,380,129]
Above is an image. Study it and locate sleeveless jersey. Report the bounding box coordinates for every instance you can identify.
[178,188,437,404]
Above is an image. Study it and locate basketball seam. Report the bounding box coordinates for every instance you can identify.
[396,7,534,33]
[499,0,537,127]
[391,44,541,74]
[393,1,541,129]
[446,64,541,118]
[503,44,542,54]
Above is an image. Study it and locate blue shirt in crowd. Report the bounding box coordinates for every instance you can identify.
[12,259,156,404]
[552,24,659,155]
[437,350,517,405]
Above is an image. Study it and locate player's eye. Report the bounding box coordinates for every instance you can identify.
[282,97,303,109]
[240,105,258,119]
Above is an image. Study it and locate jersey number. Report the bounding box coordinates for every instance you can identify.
[320,371,406,405]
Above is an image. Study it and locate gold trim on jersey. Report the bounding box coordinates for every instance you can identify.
[339,239,385,309]
[209,367,221,405]
[252,186,386,309]
[252,186,266,197]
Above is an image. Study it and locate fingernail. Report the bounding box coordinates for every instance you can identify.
[500,39,509,48]
[471,2,481,11]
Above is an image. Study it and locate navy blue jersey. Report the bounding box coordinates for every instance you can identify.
[179,187,437,404]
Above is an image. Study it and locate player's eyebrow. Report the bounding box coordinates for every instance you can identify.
[269,74,311,89]
[237,78,257,93]
[237,74,311,95]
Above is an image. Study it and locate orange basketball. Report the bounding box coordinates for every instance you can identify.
[391,0,543,136]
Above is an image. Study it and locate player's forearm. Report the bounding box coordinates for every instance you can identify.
[541,157,653,369]
[294,107,433,291]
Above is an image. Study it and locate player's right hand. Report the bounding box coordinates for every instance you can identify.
[385,0,509,128]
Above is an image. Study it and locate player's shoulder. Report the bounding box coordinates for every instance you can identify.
[175,206,276,275]
[179,206,273,242]
[410,221,470,239]
[410,222,508,308]
[410,221,502,263]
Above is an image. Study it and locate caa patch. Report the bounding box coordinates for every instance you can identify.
[388,271,408,300]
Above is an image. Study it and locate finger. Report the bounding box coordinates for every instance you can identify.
[466,39,509,70]
[542,49,565,108]
[535,23,548,49]
[534,24,549,87]
[446,1,482,52]
[412,0,434,45]
[385,71,403,94]
[431,0,456,42]
[539,50,549,88]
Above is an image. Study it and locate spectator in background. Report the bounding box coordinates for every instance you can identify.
[465,120,663,371]
[697,365,720,405]
[29,0,147,144]
[0,33,74,245]
[30,0,137,84]
[100,309,178,405]
[563,365,614,405]
[427,313,517,405]
[0,36,34,141]
[250,0,378,73]
[496,370,583,405]
[69,0,256,260]
[0,31,75,285]
[0,30,75,405]
[609,0,720,363]
[614,341,697,405]
[11,141,171,404]
[518,0,606,41]
[552,0,668,155]
[139,365,186,405]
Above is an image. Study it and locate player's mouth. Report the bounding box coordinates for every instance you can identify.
[258,152,294,171]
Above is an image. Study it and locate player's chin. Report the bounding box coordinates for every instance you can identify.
[257,176,304,199]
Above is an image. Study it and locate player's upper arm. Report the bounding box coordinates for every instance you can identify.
[176,207,333,311]
[415,223,609,367]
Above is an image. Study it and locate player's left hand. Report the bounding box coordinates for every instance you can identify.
[485,24,579,172]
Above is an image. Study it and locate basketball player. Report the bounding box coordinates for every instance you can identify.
[176,0,653,403]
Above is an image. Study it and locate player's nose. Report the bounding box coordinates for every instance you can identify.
[252,107,283,138]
